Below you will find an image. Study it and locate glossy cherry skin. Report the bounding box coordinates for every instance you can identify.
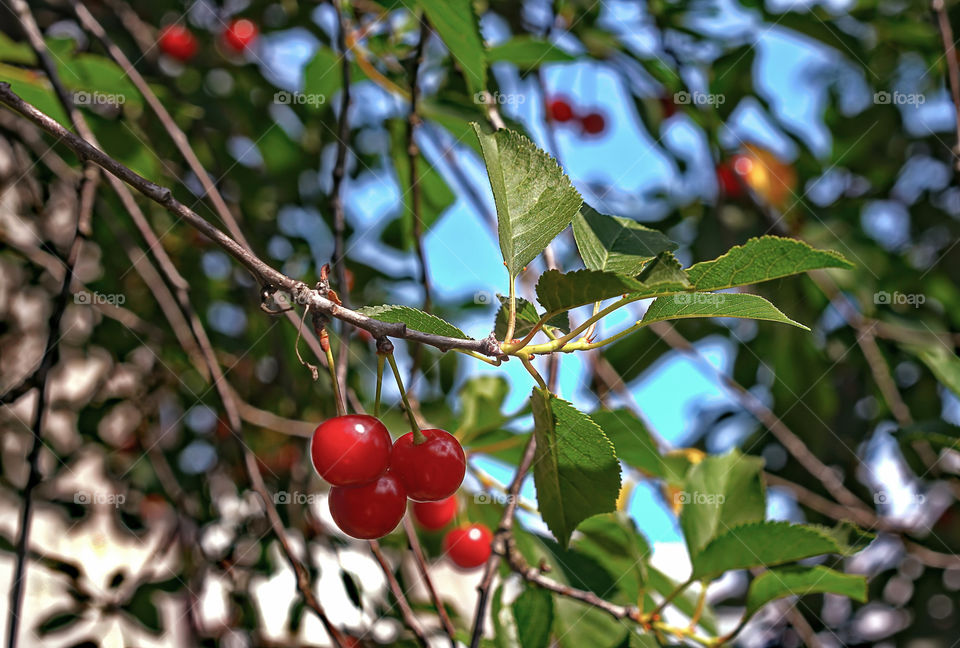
[391,429,466,502]
[223,18,258,53]
[548,98,574,123]
[329,473,407,539]
[580,111,606,135]
[716,162,743,198]
[158,25,198,62]
[444,523,493,568]
[310,415,391,486]
[412,496,458,531]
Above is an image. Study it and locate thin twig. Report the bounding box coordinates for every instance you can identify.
[407,15,432,388]
[6,3,98,644]
[469,435,538,648]
[330,0,355,399]
[369,540,429,647]
[934,0,960,171]
[402,516,457,644]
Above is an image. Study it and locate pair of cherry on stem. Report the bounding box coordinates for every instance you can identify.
[311,415,492,568]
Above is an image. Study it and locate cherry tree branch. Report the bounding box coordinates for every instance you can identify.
[0,83,502,358]
[402,517,457,643]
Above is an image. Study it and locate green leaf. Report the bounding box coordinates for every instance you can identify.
[491,585,517,648]
[457,376,510,435]
[473,125,582,278]
[487,37,575,68]
[530,389,622,548]
[589,409,686,484]
[679,450,766,558]
[535,267,690,315]
[685,236,854,291]
[0,32,36,64]
[37,610,82,636]
[573,206,677,275]
[356,304,467,338]
[495,296,570,340]
[572,513,650,602]
[641,293,809,330]
[302,47,366,107]
[908,343,960,399]
[513,587,554,648]
[418,0,487,95]
[691,521,874,581]
[745,566,867,618]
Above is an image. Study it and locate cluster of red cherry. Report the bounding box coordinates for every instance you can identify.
[310,415,492,569]
[157,19,258,62]
[547,96,606,135]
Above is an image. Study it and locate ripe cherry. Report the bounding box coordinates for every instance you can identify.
[716,161,743,199]
[391,429,466,502]
[158,25,198,62]
[329,473,407,539]
[310,415,391,486]
[412,496,458,530]
[223,18,258,53]
[580,111,606,135]
[444,523,493,569]
[548,97,574,123]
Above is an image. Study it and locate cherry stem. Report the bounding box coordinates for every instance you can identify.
[324,337,347,417]
[519,355,548,391]
[386,352,424,443]
[374,353,385,418]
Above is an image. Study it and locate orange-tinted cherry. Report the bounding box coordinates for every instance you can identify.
[412,496,458,531]
[329,473,406,539]
[310,415,391,486]
[391,429,465,502]
[716,161,743,199]
[223,18,258,53]
[444,523,493,568]
[158,25,198,62]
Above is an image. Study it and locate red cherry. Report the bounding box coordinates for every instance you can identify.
[310,415,391,486]
[580,112,606,135]
[548,98,574,123]
[391,429,466,502]
[158,25,198,62]
[443,523,493,568]
[412,496,458,530]
[716,162,743,198]
[223,18,258,53]
[658,95,677,119]
[329,473,407,539]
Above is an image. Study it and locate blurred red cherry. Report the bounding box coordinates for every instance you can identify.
[443,523,493,568]
[158,25,198,62]
[580,112,606,135]
[412,496,458,530]
[548,98,574,123]
[223,18,258,53]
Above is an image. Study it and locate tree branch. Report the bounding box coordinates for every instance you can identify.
[0,83,503,358]
[369,540,429,647]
